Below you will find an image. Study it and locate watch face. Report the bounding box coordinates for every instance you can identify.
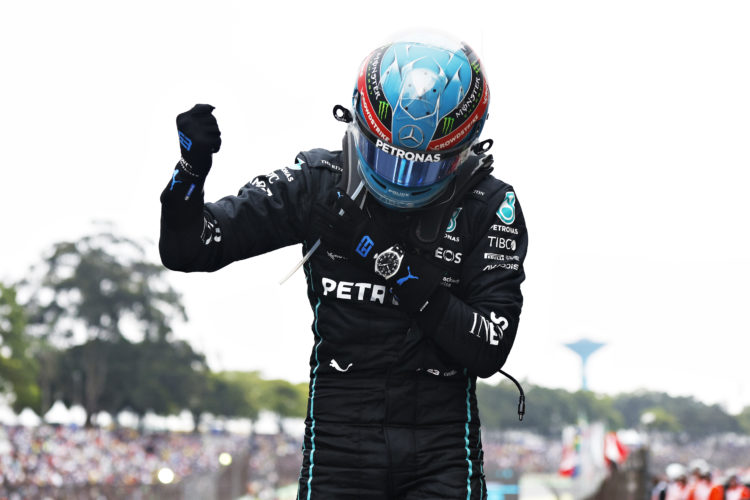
[376,251,400,277]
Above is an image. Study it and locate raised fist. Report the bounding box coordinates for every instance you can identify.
[176,104,222,177]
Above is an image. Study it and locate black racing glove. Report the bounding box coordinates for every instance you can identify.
[312,192,445,313]
[176,104,222,178]
[161,104,221,219]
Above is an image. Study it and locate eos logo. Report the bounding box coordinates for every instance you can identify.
[435,247,462,264]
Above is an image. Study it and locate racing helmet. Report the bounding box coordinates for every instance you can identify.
[351,34,490,210]
[666,463,687,481]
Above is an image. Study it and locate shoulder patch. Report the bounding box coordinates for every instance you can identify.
[288,158,305,170]
[295,149,343,173]
[468,174,510,203]
[469,187,488,200]
[496,191,516,225]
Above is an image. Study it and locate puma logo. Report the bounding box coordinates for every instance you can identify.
[329,359,353,372]
[170,169,183,191]
[396,266,419,286]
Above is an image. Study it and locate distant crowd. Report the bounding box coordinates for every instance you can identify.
[650,461,750,500]
[4,423,750,499]
[0,424,249,499]
[649,434,750,500]
[482,431,561,478]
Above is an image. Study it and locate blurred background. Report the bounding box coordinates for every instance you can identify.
[1,0,749,498]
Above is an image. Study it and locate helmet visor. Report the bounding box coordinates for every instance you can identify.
[352,125,462,188]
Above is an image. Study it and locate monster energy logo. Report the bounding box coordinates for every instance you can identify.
[378,101,390,120]
[442,117,455,134]
[471,61,481,73]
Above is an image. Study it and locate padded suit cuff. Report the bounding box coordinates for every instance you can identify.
[414,286,451,333]
[160,161,207,228]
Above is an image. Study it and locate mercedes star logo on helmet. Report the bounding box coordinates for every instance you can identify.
[398,125,425,148]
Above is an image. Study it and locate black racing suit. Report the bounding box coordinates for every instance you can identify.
[159,148,528,500]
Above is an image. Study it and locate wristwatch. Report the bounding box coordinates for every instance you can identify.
[373,244,405,280]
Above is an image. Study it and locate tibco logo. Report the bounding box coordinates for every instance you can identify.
[487,236,516,251]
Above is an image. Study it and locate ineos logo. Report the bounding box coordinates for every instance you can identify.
[435,247,462,264]
[398,125,424,148]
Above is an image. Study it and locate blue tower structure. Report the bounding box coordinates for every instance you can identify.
[564,339,605,391]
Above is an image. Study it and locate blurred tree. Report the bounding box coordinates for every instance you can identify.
[218,371,306,432]
[612,392,740,437]
[570,390,624,430]
[127,339,208,419]
[521,385,580,436]
[639,406,682,433]
[476,383,744,439]
[258,378,308,433]
[0,282,39,411]
[34,342,63,414]
[478,381,588,437]
[218,371,266,420]
[22,228,187,424]
[201,373,259,424]
[55,338,215,428]
[737,406,750,435]
[477,380,527,432]
[258,379,308,417]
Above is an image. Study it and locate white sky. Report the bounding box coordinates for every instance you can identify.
[1,1,749,413]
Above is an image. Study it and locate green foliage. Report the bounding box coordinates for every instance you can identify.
[0,282,39,411]
[51,337,219,424]
[478,382,624,436]
[202,372,258,421]
[24,230,186,345]
[639,407,682,433]
[13,228,748,437]
[737,406,750,435]
[612,392,740,437]
[218,371,308,419]
[570,391,624,430]
[477,380,528,430]
[21,229,187,423]
[257,379,308,419]
[218,371,265,418]
[477,382,741,439]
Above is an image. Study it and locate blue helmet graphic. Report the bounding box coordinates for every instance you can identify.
[380,43,473,150]
[353,35,490,210]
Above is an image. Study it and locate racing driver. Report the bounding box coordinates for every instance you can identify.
[159,34,528,500]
